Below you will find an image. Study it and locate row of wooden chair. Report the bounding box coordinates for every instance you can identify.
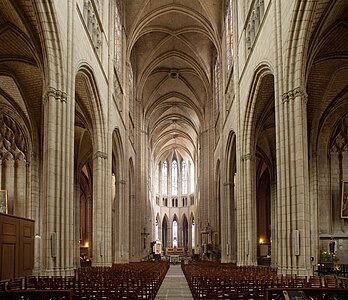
[0,261,169,299]
[181,261,348,300]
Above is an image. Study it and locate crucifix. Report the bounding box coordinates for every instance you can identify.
[141,227,149,249]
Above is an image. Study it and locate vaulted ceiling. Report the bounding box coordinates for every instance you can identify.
[125,0,223,162]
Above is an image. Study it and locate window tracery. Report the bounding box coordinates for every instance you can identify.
[172,160,178,195]
[225,0,233,75]
[330,115,348,154]
[246,0,266,52]
[162,161,168,194]
[83,0,102,56]
[182,160,187,194]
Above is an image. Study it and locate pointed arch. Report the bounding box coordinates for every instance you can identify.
[128,158,135,262]
[223,130,237,263]
[214,159,221,258]
[75,63,107,153]
[111,127,126,259]
[182,214,189,251]
[242,63,274,155]
[162,214,169,253]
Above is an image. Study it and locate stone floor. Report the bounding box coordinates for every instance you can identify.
[155,264,193,299]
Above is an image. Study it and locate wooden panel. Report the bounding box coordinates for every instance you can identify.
[23,225,31,237]
[0,213,34,280]
[19,219,34,277]
[1,244,15,280]
[2,222,16,235]
[22,243,32,270]
[1,222,17,244]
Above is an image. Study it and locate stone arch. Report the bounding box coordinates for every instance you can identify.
[34,1,65,91]
[181,213,189,251]
[214,159,221,259]
[172,214,179,248]
[111,128,126,263]
[284,0,317,91]
[303,0,348,268]
[74,64,108,265]
[75,64,106,152]
[162,214,169,254]
[316,102,348,263]
[243,63,274,155]
[128,158,135,262]
[222,130,237,263]
[240,63,275,265]
[127,4,221,61]
[190,212,196,255]
[0,108,31,218]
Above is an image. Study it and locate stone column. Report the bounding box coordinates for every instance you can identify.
[277,87,311,275]
[221,181,232,263]
[114,179,128,263]
[42,88,74,276]
[92,151,111,266]
[239,154,257,265]
[73,169,81,270]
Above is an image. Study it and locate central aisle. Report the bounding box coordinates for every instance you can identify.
[155,264,193,300]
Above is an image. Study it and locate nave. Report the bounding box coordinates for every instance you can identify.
[1,0,348,292]
[155,264,192,300]
[2,260,348,299]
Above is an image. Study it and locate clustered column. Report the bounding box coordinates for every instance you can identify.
[276,87,311,275]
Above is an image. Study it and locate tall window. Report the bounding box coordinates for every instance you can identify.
[155,164,159,194]
[162,161,167,194]
[173,220,178,247]
[190,163,195,193]
[171,160,178,195]
[114,2,122,76]
[182,160,187,194]
[192,220,195,249]
[214,55,220,113]
[225,0,233,75]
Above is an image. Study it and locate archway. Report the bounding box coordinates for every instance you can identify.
[162,214,169,254]
[182,214,188,253]
[224,131,237,263]
[214,160,221,260]
[111,128,128,263]
[128,158,135,261]
[242,65,275,265]
[172,214,178,247]
[74,103,93,265]
[254,73,275,266]
[79,164,93,261]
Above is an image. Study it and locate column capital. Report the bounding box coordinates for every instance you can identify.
[44,87,67,103]
[241,153,254,161]
[93,151,108,160]
[282,86,307,104]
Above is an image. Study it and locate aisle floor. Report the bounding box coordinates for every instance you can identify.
[155,264,193,300]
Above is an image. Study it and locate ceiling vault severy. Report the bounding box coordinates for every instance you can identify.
[126,0,222,161]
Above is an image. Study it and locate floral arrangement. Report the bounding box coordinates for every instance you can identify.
[321,250,339,263]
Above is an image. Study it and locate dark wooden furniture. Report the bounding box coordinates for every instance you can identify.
[0,290,72,300]
[266,288,348,300]
[0,213,34,280]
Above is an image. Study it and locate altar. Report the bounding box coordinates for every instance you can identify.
[166,246,185,263]
[166,246,185,256]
